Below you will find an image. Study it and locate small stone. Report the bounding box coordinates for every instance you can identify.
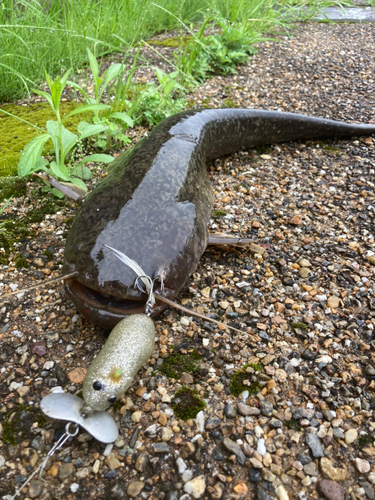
[224,404,237,418]
[250,457,263,469]
[319,480,345,500]
[67,367,86,384]
[299,268,310,278]
[234,483,248,495]
[237,403,261,416]
[17,386,30,397]
[320,457,346,482]
[58,462,75,481]
[304,462,318,476]
[20,448,38,467]
[206,417,221,430]
[152,442,169,453]
[257,438,267,456]
[184,475,206,499]
[360,481,375,500]
[180,442,196,459]
[180,372,194,384]
[131,411,142,423]
[327,296,340,309]
[276,485,289,500]
[354,458,371,474]
[105,455,121,470]
[127,481,145,498]
[135,386,147,397]
[344,428,358,444]
[28,480,43,499]
[195,410,205,432]
[31,340,46,356]
[222,437,246,465]
[262,469,276,482]
[250,468,262,482]
[305,433,324,458]
[135,452,149,473]
[289,214,302,225]
[259,401,273,416]
[162,427,173,441]
[257,485,274,500]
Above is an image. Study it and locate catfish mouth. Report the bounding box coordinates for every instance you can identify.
[67,279,149,315]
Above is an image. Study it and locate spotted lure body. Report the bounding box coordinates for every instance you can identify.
[63,109,375,328]
[81,314,155,415]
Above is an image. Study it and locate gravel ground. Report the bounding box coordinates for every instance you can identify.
[1,22,375,500]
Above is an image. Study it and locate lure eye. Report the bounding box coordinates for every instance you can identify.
[108,396,116,404]
[93,381,102,391]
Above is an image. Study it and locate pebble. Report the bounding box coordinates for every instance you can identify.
[237,403,261,416]
[319,480,346,500]
[28,480,43,499]
[222,437,246,465]
[58,463,75,481]
[195,410,205,432]
[344,428,358,444]
[354,458,371,474]
[305,433,324,458]
[320,457,347,482]
[67,367,87,384]
[184,475,206,499]
[276,485,289,500]
[257,438,267,456]
[152,442,169,453]
[127,481,145,498]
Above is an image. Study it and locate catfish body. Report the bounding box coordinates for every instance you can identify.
[63,109,375,327]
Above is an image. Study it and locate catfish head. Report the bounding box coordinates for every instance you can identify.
[63,123,213,328]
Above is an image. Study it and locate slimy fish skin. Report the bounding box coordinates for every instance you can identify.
[63,109,375,328]
[81,314,155,415]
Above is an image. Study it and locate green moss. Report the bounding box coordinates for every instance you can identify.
[14,256,29,268]
[0,101,80,177]
[256,146,269,155]
[0,177,27,201]
[172,386,206,420]
[358,433,374,448]
[221,98,238,108]
[214,210,227,217]
[112,401,122,412]
[230,362,262,397]
[43,250,53,261]
[284,417,301,431]
[291,322,308,331]
[3,404,47,445]
[159,349,202,379]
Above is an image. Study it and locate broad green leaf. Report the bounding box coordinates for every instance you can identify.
[70,178,88,191]
[71,165,92,180]
[52,188,65,198]
[46,121,78,159]
[18,134,50,178]
[49,161,71,181]
[63,103,110,121]
[102,63,124,94]
[81,154,114,164]
[78,124,107,140]
[87,48,99,81]
[109,112,134,127]
[46,121,60,163]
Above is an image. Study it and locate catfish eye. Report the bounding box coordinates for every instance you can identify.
[93,381,102,391]
[108,396,116,404]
